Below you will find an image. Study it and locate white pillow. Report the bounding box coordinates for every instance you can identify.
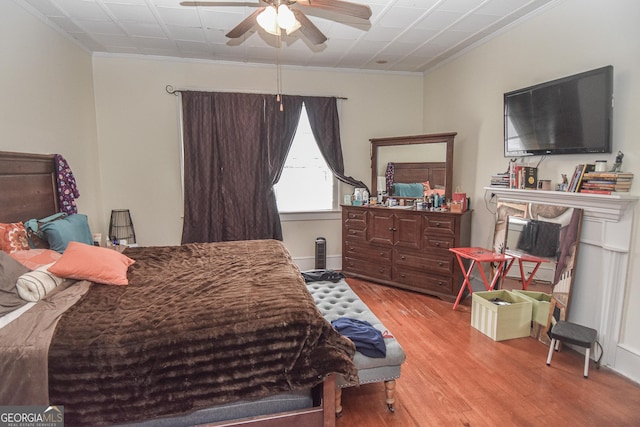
[16,263,64,302]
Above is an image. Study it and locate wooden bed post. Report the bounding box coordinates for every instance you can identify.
[324,374,337,427]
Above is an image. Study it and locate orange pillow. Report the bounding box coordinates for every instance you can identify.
[10,249,62,270]
[0,222,30,253]
[48,242,135,286]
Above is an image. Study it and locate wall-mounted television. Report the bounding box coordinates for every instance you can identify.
[504,65,613,157]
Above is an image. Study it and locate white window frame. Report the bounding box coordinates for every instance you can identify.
[277,104,342,222]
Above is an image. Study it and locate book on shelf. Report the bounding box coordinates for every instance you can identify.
[579,189,612,195]
[582,171,634,180]
[490,172,510,187]
[523,167,537,189]
[507,162,537,189]
[580,170,633,193]
[567,163,595,192]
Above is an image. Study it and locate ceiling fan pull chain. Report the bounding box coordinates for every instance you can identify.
[277,34,284,111]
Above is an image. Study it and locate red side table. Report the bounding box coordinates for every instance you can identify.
[503,250,550,290]
[449,247,513,310]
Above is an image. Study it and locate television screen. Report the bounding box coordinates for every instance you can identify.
[504,66,613,157]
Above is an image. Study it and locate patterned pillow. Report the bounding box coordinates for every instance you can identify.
[0,223,30,254]
[9,249,62,270]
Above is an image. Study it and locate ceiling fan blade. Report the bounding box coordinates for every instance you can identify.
[296,0,372,20]
[226,7,264,39]
[180,1,262,6]
[291,9,327,45]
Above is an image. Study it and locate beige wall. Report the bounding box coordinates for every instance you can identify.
[423,0,640,378]
[91,56,423,261]
[0,1,101,228]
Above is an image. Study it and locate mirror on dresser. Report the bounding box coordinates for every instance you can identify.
[492,201,584,338]
[370,133,455,201]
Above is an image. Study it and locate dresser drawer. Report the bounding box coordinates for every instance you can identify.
[424,215,455,236]
[344,226,366,241]
[423,235,456,250]
[345,241,392,262]
[344,209,367,225]
[343,256,392,281]
[394,249,453,275]
[392,266,453,294]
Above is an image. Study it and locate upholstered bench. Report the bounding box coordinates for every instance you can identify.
[306,279,406,416]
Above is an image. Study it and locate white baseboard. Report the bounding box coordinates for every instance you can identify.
[293,255,342,272]
[611,344,640,385]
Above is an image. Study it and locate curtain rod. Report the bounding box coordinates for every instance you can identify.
[165,85,347,100]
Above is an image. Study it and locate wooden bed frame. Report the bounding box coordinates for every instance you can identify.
[0,150,337,427]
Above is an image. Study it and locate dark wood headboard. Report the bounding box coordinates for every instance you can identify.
[0,151,58,223]
[391,161,446,189]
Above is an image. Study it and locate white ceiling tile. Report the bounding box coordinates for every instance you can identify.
[103,4,157,23]
[49,16,85,33]
[448,13,501,34]
[76,19,126,35]
[121,22,167,38]
[376,6,430,29]
[414,10,463,31]
[478,0,531,16]
[175,40,212,53]
[397,27,439,44]
[15,0,558,73]
[22,0,65,16]
[90,33,136,46]
[362,26,404,43]
[168,25,206,41]
[438,0,485,14]
[199,10,248,30]
[155,6,201,26]
[54,0,111,20]
[393,0,440,8]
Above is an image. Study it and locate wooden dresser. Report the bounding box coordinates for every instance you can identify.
[342,205,471,302]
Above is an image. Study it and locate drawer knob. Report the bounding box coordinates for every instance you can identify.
[379,269,385,273]
[435,222,441,227]
[401,273,406,277]
[401,255,406,260]
[438,262,444,266]
[435,242,440,247]
[379,252,385,257]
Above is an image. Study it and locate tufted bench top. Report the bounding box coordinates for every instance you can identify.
[306,280,406,372]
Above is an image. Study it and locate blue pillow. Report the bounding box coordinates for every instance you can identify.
[392,183,424,198]
[39,214,93,253]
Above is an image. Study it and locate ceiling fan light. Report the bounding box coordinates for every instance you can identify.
[277,4,296,30]
[285,19,301,35]
[257,6,279,36]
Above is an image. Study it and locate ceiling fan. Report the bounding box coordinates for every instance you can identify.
[180,1,373,45]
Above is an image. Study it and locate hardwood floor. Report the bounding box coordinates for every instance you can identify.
[335,278,640,426]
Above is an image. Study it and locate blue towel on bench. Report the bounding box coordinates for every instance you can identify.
[331,317,386,358]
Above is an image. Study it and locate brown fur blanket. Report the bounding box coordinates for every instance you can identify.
[47,240,356,426]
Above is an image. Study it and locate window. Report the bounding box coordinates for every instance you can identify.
[274,104,337,212]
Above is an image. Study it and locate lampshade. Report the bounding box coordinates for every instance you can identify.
[257,6,280,35]
[108,209,136,244]
[257,4,301,36]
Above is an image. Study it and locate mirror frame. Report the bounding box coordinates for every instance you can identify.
[370,132,456,201]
